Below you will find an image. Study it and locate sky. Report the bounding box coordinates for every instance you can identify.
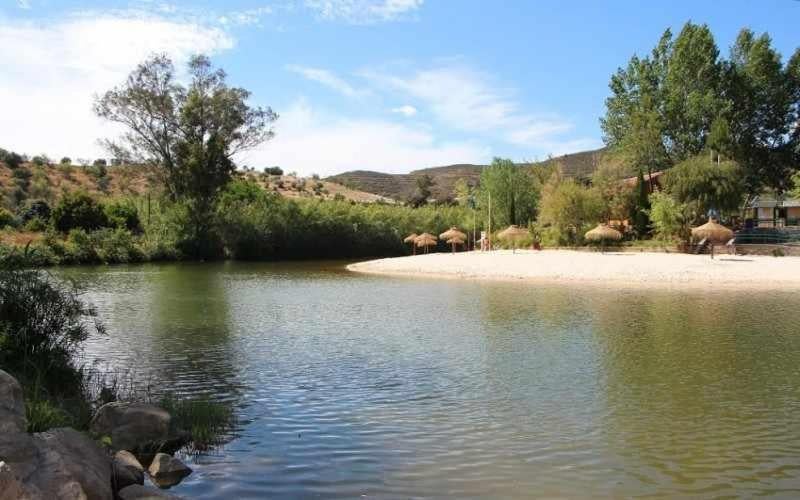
[0,0,798,177]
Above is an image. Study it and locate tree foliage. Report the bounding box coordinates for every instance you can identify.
[538,170,602,245]
[477,158,539,227]
[95,54,277,257]
[602,22,800,193]
[662,155,746,220]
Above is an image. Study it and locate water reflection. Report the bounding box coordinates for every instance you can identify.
[62,263,800,498]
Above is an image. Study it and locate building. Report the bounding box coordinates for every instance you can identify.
[747,194,800,228]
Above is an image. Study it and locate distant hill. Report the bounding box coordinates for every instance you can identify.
[0,162,390,206]
[327,147,610,201]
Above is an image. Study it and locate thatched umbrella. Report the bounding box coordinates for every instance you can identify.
[404,233,418,255]
[498,225,529,253]
[691,218,734,259]
[445,236,465,253]
[440,226,467,242]
[415,233,438,254]
[585,223,622,253]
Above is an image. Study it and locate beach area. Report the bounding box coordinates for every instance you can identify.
[347,250,800,290]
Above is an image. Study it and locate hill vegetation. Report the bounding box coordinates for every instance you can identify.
[327,148,609,202]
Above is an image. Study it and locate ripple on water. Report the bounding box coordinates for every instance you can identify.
[65,262,800,499]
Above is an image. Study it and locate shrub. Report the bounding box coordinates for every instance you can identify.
[0,207,16,228]
[23,217,47,232]
[31,155,50,167]
[51,192,108,232]
[648,192,691,243]
[104,200,141,232]
[92,158,107,167]
[0,260,102,394]
[0,148,24,169]
[60,157,72,165]
[18,199,51,223]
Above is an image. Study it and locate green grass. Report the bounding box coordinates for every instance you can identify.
[159,395,235,451]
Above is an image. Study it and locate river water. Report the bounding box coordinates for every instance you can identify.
[61,261,800,498]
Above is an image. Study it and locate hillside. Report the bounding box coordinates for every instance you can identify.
[327,148,609,201]
[0,162,390,207]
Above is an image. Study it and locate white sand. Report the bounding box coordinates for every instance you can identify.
[347,250,800,290]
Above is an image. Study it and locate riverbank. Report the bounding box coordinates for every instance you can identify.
[347,249,800,289]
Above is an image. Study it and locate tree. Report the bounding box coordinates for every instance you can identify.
[408,174,434,207]
[591,161,633,222]
[662,155,746,221]
[478,158,539,227]
[60,157,72,165]
[95,54,277,256]
[92,158,107,167]
[724,29,800,193]
[648,191,691,243]
[538,170,602,245]
[453,178,476,207]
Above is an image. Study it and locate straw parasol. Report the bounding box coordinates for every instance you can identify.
[585,223,622,253]
[691,218,734,259]
[498,225,529,253]
[404,233,418,255]
[440,226,467,241]
[445,236,465,253]
[414,232,438,254]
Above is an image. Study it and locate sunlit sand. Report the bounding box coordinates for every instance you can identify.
[348,250,800,290]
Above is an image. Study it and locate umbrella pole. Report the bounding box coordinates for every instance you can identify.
[710,243,714,260]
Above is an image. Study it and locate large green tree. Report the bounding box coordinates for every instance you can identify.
[478,158,538,227]
[724,29,800,193]
[95,54,277,256]
[602,22,800,194]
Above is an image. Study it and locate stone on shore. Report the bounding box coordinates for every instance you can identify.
[118,484,183,499]
[113,450,145,490]
[0,369,27,434]
[0,461,35,500]
[147,453,192,488]
[90,402,171,453]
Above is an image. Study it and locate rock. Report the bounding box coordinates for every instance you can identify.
[34,427,113,500]
[0,369,27,434]
[118,484,182,499]
[113,450,145,491]
[90,402,171,453]
[147,453,192,489]
[0,461,35,500]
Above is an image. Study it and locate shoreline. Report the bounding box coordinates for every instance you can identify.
[347,249,800,290]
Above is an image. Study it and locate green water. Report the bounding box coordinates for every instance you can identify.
[61,261,800,498]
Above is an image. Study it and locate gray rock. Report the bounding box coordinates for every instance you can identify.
[90,402,171,453]
[0,369,27,434]
[113,450,145,491]
[34,427,113,500]
[0,461,35,500]
[147,453,192,489]
[118,484,182,499]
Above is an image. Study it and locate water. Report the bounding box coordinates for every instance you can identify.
[60,261,800,498]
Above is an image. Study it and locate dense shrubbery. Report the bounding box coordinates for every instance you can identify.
[51,192,108,232]
[104,199,141,232]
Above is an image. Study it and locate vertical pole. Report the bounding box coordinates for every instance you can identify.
[488,192,492,251]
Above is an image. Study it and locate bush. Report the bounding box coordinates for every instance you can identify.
[18,199,51,224]
[0,260,102,394]
[264,166,283,176]
[31,155,50,167]
[51,192,108,232]
[0,207,16,228]
[0,148,24,169]
[23,217,47,232]
[648,191,690,243]
[60,157,72,165]
[104,200,141,232]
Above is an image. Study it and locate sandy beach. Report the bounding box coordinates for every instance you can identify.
[347,250,800,289]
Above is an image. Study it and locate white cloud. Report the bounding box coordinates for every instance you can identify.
[304,0,423,24]
[391,105,417,117]
[0,11,234,160]
[218,6,273,26]
[239,99,490,176]
[286,65,365,98]
[363,63,597,155]
[17,0,31,9]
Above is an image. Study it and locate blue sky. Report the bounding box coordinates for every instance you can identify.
[1,0,798,176]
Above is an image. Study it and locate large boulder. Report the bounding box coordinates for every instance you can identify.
[147,453,192,489]
[118,484,182,499]
[0,369,27,434]
[90,402,171,453]
[0,461,36,500]
[113,450,145,491]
